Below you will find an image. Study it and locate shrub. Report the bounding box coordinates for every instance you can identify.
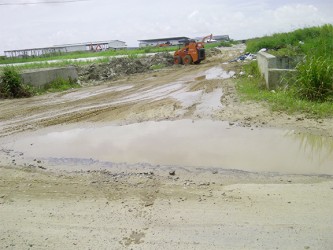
[245,24,333,55]
[0,67,32,98]
[143,47,152,53]
[218,41,232,47]
[292,56,333,101]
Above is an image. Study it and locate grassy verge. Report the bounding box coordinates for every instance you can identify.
[1,41,228,69]
[0,46,177,65]
[237,61,333,118]
[246,24,333,58]
[0,67,33,98]
[0,66,80,99]
[35,78,81,94]
[238,24,333,118]
[0,57,111,71]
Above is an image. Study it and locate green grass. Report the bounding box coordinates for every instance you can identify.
[1,40,227,67]
[237,61,333,118]
[246,24,333,59]
[3,57,110,71]
[239,24,333,112]
[150,63,166,70]
[293,56,333,102]
[205,40,238,49]
[0,67,33,98]
[1,42,225,71]
[237,77,333,117]
[38,77,81,93]
[0,66,80,98]
[0,46,178,65]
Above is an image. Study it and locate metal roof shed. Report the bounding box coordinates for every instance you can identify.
[138,37,189,47]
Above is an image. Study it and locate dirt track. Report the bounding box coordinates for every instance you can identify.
[0,45,332,138]
[1,46,333,249]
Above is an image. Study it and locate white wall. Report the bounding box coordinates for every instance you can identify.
[65,45,87,53]
[108,40,126,49]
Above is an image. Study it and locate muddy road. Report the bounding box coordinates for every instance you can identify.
[1,46,333,249]
[1,46,332,138]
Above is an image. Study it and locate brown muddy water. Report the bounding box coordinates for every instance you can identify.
[4,120,333,175]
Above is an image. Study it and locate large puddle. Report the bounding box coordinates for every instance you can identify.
[5,120,333,175]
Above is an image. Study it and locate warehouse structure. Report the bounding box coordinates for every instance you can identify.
[193,34,230,42]
[212,35,230,41]
[138,37,189,47]
[4,40,126,58]
[138,34,230,47]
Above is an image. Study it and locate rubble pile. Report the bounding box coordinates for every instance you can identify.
[78,52,174,82]
[205,48,222,57]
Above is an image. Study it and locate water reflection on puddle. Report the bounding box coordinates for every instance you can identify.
[7,120,333,175]
[195,67,235,80]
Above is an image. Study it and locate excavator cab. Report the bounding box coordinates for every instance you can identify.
[174,34,212,65]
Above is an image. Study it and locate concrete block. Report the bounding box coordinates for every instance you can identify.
[267,69,297,89]
[257,51,300,90]
[276,56,303,69]
[257,52,277,87]
[21,66,78,88]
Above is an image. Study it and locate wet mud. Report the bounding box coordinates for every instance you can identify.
[4,120,333,175]
[1,45,333,249]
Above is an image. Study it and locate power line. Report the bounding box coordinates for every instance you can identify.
[0,0,89,5]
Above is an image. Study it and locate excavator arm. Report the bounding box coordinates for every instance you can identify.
[201,34,213,43]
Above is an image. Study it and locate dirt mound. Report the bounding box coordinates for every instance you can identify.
[205,47,222,57]
[78,52,174,82]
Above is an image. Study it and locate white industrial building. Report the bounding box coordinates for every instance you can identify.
[138,37,189,47]
[213,35,230,41]
[4,40,127,58]
[138,35,230,47]
[194,35,230,43]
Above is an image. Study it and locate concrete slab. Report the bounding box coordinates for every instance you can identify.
[257,52,301,90]
[21,66,78,88]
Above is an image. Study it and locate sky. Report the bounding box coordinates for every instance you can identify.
[0,0,332,55]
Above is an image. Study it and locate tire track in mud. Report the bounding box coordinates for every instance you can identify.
[2,46,331,139]
[0,62,231,137]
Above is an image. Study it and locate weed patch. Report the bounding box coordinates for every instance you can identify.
[237,62,333,118]
[244,24,333,105]
[39,78,80,93]
[150,63,166,70]
[0,67,32,98]
[292,56,333,102]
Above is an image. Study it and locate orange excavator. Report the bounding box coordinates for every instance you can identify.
[174,34,212,65]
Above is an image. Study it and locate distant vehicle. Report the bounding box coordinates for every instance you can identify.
[207,39,217,43]
[174,34,212,65]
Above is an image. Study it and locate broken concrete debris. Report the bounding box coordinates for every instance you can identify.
[77,52,174,82]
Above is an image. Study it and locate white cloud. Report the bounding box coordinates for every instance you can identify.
[0,1,332,54]
[188,10,199,19]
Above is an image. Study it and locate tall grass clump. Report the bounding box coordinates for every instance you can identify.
[0,67,32,98]
[237,61,333,117]
[237,24,333,117]
[246,26,322,53]
[292,56,333,101]
[40,77,80,93]
[244,24,333,103]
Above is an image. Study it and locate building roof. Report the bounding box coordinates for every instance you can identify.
[213,35,230,40]
[4,46,66,53]
[4,40,126,53]
[54,40,126,47]
[138,37,189,43]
